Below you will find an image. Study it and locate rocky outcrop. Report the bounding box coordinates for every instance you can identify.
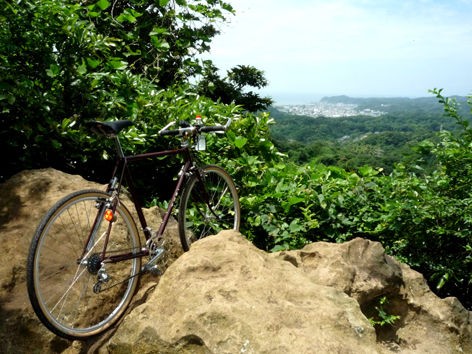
[1,169,471,353]
[107,231,379,353]
[0,168,183,353]
[273,240,472,353]
[0,169,107,353]
[106,231,471,354]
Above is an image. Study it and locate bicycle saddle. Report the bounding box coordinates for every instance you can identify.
[86,120,134,137]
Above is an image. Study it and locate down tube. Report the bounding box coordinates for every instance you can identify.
[155,160,192,238]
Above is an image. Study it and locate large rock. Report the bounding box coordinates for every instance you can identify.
[106,231,472,353]
[274,239,472,353]
[107,230,378,353]
[1,169,471,353]
[0,168,183,353]
[0,168,107,353]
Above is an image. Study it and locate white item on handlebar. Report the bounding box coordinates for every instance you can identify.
[158,121,176,134]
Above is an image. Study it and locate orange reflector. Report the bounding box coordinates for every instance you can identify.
[104,209,114,222]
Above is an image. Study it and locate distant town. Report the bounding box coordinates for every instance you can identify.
[275,102,386,118]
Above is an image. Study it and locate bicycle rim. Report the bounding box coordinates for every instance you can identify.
[179,165,240,251]
[26,190,141,339]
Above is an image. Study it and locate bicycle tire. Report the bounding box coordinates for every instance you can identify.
[26,189,141,339]
[178,165,240,251]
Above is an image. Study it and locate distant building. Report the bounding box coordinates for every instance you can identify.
[276,102,385,118]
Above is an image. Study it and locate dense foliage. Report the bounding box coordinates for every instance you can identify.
[1,1,471,309]
[0,0,266,182]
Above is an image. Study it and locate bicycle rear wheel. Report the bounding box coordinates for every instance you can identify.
[178,165,240,251]
[26,189,141,339]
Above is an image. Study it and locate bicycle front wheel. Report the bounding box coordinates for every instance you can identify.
[26,189,141,339]
[178,165,240,251]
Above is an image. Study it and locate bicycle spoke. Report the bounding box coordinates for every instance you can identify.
[51,265,88,314]
[179,165,240,251]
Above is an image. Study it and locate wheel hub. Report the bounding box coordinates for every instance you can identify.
[87,253,102,275]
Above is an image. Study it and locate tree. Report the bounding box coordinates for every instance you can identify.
[0,0,234,181]
[197,61,273,112]
[84,0,235,87]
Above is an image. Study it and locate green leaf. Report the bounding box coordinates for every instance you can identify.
[436,272,449,290]
[96,0,110,10]
[86,58,101,69]
[234,136,248,149]
[150,26,170,36]
[117,13,135,23]
[46,64,60,78]
[358,165,375,177]
[288,196,304,207]
[150,36,170,51]
[107,59,128,70]
[77,61,87,75]
[271,245,288,252]
[116,9,142,23]
[51,140,62,149]
[159,0,171,6]
[289,219,304,233]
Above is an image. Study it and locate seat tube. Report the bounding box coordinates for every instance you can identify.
[113,136,126,159]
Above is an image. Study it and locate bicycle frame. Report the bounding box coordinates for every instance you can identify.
[84,136,199,266]
[124,146,194,239]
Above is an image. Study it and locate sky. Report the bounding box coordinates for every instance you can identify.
[203,0,472,103]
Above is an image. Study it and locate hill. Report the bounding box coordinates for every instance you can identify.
[319,95,469,115]
[269,95,470,171]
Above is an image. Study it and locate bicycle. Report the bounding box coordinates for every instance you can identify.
[26,117,240,340]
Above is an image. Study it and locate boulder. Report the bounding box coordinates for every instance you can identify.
[0,168,183,353]
[107,230,378,353]
[274,239,472,353]
[0,168,107,353]
[106,232,472,354]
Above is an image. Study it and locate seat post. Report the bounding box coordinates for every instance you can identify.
[113,136,126,159]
